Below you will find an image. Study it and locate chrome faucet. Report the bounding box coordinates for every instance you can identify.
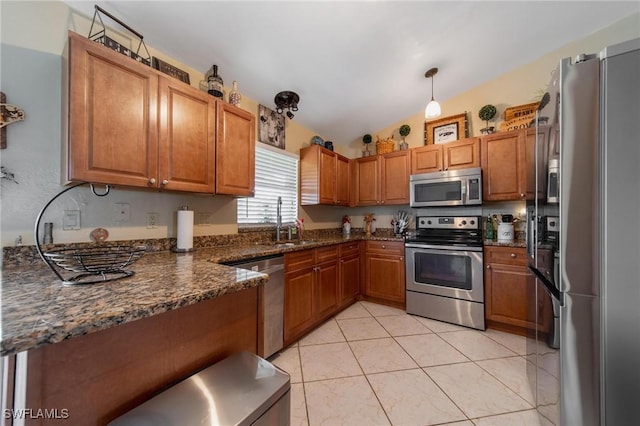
[276,196,283,242]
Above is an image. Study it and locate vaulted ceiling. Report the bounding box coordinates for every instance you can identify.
[65,1,639,143]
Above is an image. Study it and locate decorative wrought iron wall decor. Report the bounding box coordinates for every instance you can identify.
[0,92,26,149]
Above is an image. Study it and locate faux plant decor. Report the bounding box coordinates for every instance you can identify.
[478,104,497,134]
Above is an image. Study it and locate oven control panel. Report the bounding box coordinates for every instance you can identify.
[416,216,481,230]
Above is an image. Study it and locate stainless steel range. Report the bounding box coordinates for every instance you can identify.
[405,216,485,330]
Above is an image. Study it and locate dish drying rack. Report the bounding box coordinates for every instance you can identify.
[34,182,146,286]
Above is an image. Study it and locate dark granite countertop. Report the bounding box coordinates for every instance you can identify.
[1,234,402,356]
[483,240,527,248]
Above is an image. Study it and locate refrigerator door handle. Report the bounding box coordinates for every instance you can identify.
[528,264,563,305]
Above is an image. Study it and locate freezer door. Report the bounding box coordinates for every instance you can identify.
[600,38,640,426]
[559,54,602,425]
[559,56,600,297]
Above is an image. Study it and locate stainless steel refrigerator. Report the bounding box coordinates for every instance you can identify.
[528,37,640,425]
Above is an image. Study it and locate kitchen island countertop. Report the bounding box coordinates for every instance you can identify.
[1,234,402,356]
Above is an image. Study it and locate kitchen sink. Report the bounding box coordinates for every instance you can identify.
[271,239,317,246]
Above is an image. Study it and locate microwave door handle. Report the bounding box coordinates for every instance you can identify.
[461,180,467,203]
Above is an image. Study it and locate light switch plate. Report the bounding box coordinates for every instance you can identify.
[63,210,81,230]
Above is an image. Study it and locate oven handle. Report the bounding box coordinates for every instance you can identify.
[405,243,483,253]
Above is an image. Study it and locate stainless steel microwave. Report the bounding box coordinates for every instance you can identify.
[410,167,482,207]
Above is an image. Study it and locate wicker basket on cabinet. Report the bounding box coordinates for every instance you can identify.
[376,135,395,154]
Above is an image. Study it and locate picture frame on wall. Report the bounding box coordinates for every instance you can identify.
[424,112,468,145]
[258,104,285,149]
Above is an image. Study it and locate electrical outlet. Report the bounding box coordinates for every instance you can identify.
[113,203,130,222]
[146,212,159,229]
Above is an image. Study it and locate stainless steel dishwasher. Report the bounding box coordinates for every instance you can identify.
[224,255,284,358]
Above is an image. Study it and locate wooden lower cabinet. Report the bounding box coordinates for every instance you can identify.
[284,266,316,342]
[339,242,361,304]
[364,241,405,306]
[484,246,550,335]
[284,243,362,344]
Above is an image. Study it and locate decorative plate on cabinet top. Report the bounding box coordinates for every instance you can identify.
[311,135,324,145]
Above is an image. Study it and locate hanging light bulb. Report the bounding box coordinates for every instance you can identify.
[425,67,442,119]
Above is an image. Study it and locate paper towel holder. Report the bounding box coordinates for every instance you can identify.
[172,205,195,253]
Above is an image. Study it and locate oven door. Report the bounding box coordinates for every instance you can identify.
[405,244,484,302]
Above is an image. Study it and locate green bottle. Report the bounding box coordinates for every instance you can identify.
[485,215,494,240]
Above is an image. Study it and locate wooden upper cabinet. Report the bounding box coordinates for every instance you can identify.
[353,151,409,206]
[300,145,349,205]
[215,101,255,196]
[65,31,255,195]
[380,150,410,205]
[67,32,159,188]
[481,130,525,201]
[481,128,546,201]
[159,77,216,193]
[444,138,481,171]
[411,145,442,174]
[411,138,480,175]
[336,156,350,206]
[352,156,379,206]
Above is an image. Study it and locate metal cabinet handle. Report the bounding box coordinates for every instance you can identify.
[510,253,517,258]
[520,193,525,198]
[162,179,169,186]
[148,178,156,185]
[486,264,491,269]
[400,257,404,261]
[381,245,386,249]
[381,200,385,204]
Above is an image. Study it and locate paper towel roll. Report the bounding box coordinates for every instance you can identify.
[176,208,194,251]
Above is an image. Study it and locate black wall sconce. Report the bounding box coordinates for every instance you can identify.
[274,91,299,119]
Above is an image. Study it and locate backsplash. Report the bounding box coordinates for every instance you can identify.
[2,227,399,267]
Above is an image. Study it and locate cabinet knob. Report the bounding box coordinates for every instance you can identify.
[381,200,385,204]
[520,193,525,198]
[510,253,516,258]
[148,178,156,185]
[486,264,491,269]
[381,245,386,249]
[400,257,404,261]
[162,179,169,186]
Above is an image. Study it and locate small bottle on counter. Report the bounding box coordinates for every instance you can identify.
[485,215,494,241]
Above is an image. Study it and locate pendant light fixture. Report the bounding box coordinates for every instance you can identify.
[425,67,442,119]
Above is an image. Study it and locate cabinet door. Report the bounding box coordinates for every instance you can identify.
[380,151,410,205]
[339,254,360,304]
[284,268,315,343]
[444,138,480,171]
[411,145,442,174]
[319,149,337,204]
[336,156,350,205]
[365,254,405,304]
[484,262,537,330]
[216,102,255,196]
[316,261,339,320]
[353,156,379,206]
[67,32,158,188]
[158,77,216,193]
[481,130,522,200]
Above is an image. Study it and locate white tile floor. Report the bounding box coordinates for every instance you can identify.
[270,301,559,426]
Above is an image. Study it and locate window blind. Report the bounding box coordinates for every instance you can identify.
[237,143,299,224]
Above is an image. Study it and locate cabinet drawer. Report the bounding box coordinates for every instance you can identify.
[316,245,338,264]
[339,241,361,257]
[484,246,527,266]
[366,240,404,256]
[285,249,315,272]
